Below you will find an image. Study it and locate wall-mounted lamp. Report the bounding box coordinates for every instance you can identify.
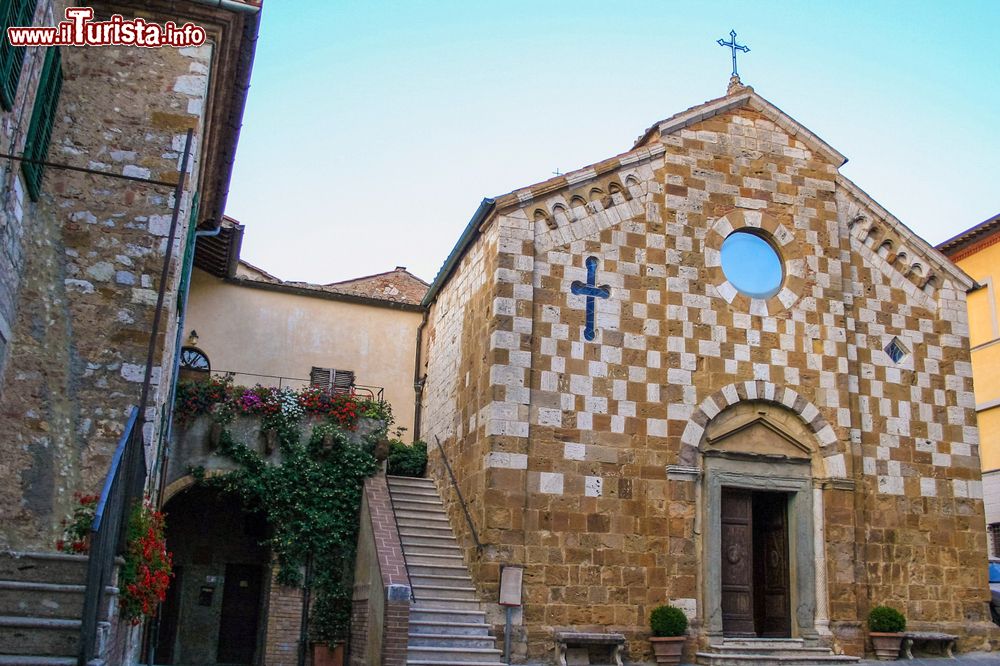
[187,330,199,346]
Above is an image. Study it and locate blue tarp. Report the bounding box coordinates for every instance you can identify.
[989,562,1000,583]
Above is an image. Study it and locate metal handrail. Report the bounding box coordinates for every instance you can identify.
[381,476,415,601]
[433,436,482,553]
[200,369,385,402]
[78,407,147,665]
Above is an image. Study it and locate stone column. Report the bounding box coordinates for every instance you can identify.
[813,484,831,637]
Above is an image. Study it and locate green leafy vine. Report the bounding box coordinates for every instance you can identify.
[193,399,382,641]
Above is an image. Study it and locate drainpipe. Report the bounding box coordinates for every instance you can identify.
[412,309,428,442]
[154,220,223,502]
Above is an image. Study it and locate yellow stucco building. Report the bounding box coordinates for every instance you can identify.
[940,212,1000,556]
[183,218,427,437]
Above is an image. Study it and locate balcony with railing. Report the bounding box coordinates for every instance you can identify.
[165,370,387,495]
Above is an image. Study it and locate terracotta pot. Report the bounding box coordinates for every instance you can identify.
[312,642,344,666]
[870,632,903,661]
[650,635,686,665]
[373,438,390,462]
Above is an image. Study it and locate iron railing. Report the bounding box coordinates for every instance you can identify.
[433,436,482,553]
[203,369,385,402]
[78,407,147,666]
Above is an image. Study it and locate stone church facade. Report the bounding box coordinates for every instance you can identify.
[416,81,996,661]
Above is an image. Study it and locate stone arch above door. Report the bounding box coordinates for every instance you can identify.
[696,390,829,641]
[677,381,846,482]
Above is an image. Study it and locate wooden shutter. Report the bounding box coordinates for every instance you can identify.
[310,367,355,392]
[0,0,38,110]
[22,45,61,201]
[310,367,332,389]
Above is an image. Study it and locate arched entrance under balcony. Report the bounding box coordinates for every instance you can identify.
[154,485,269,665]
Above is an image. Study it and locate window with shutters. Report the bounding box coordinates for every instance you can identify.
[21,46,61,201]
[0,0,38,110]
[310,367,355,393]
[990,523,1000,559]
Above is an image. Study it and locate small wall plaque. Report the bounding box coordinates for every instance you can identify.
[499,566,523,607]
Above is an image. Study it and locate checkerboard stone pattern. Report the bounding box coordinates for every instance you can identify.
[419,103,994,662]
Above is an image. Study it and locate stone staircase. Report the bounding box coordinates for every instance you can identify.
[0,551,112,666]
[386,475,505,666]
[696,638,860,665]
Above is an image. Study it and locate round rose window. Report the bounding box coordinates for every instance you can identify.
[720,231,783,298]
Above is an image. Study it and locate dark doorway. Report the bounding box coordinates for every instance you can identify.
[154,565,183,662]
[217,564,264,664]
[721,488,791,637]
[155,486,269,665]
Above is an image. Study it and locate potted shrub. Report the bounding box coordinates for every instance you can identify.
[868,605,906,660]
[649,604,688,665]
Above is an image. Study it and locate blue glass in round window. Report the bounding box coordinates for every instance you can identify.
[720,231,783,298]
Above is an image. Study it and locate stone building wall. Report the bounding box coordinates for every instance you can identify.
[420,90,995,662]
[0,19,210,550]
[0,0,68,384]
[421,222,501,594]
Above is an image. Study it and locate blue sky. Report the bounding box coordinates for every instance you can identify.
[227,1,1000,284]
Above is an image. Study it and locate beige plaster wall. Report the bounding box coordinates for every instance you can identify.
[185,269,421,437]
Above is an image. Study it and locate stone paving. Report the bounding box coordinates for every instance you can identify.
[856,653,998,665]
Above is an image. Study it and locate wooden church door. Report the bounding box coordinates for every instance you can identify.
[721,489,755,635]
[720,488,791,637]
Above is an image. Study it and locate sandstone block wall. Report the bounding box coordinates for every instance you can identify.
[0,6,211,550]
[421,92,996,662]
[0,0,68,383]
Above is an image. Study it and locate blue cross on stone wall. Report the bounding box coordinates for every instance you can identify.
[571,256,610,341]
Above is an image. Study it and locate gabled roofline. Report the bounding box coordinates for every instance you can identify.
[837,174,975,290]
[633,88,848,168]
[328,267,429,288]
[421,198,496,308]
[224,275,425,312]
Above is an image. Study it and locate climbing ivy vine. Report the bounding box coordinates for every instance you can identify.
[186,384,385,641]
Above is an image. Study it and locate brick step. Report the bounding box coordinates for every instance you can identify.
[407,621,491,637]
[695,652,860,665]
[410,574,475,587]
[0,617,80,658]
[408,634,497,649]
[0,657,104,666]
[0,581,116,620]
[404,553,466,566]
[396,522,454,534]
[0,553,88,586]
[409,563,468,574]
[388,486,442,498]
[715,639,805,649]
[402,540,460,552]
[385,474,434,486]
[400,532,458,543]
[386,475,435,486]
[707,643,836,657]
[394,511,450,523]
[412,585,477,600]
[410,597,482,610]
[406,646,504,663]
[406,657,507,666]
[392,496,444,508]
[409,607,487,624]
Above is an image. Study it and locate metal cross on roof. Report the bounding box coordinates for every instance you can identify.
[717,29,750,78]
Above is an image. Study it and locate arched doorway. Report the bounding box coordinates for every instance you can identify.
[699,400,826,642]
[155,485,269,665]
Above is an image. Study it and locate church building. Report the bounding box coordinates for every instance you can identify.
[413,77,997,662]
